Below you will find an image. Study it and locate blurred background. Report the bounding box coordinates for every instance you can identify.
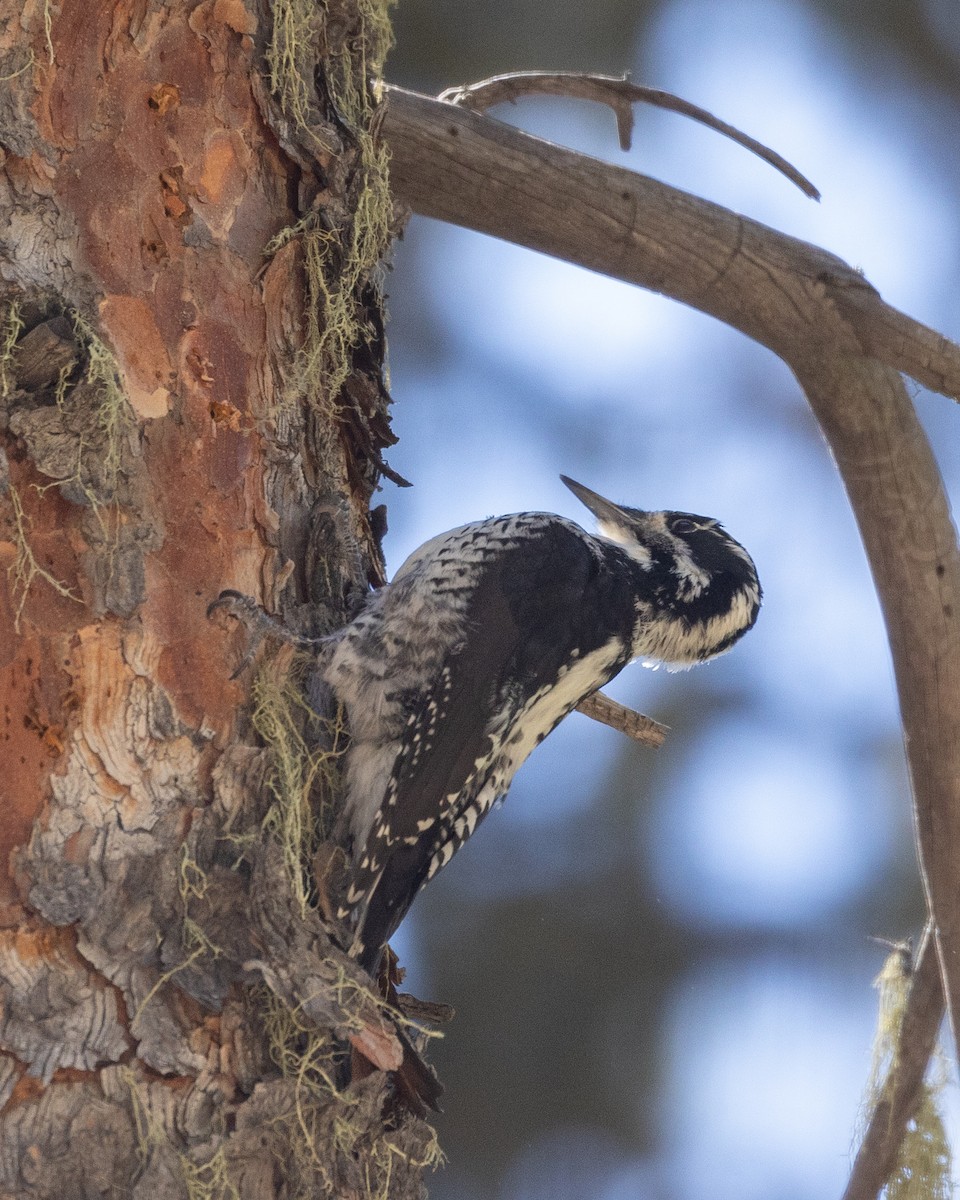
[375,2,960,1196]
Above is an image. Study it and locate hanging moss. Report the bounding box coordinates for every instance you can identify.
[267,0,395,131]
[125,1068,241,1200]
[858,945,953,1200]
[251,655,346,915]
[259,982,444,1200]
[178,1145,240,1200]
[67,310,133,510]
[265,0,396,414]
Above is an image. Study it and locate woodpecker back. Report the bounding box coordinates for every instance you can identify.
[326,477,761,972]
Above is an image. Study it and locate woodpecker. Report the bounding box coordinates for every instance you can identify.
[326,476,761,974]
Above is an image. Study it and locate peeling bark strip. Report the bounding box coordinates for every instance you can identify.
[0,2,440,1197]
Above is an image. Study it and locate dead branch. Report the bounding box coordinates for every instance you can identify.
[382,86,960,402]
[440,71,820,198]
[380,85,960,1167]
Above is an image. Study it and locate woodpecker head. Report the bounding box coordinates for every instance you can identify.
[561,475,761,666]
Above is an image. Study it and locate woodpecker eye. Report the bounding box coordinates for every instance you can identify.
[670,518,698,535]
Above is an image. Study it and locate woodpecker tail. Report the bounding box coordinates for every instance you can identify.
[346,947,444,1115]
[394,1027,444,1116]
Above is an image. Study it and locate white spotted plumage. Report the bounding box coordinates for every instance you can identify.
[326,477,761,973]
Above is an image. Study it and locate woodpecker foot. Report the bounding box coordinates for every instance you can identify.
[206,589,323,678]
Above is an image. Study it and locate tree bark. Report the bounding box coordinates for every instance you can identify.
[0,3,438,1197]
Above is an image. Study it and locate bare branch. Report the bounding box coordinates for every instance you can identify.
[843,926,945,1200]
[575,690,667,747]
[382,86,960,401]
[382,85,960,1095]
[440,71,820,199]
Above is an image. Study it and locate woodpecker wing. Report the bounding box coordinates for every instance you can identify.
[349,515,636,969]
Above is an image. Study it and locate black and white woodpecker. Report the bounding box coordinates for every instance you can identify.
[326,476,761,974]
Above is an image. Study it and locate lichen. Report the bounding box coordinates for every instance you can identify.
[125,1068,240,1200]
[69,310,132,512]
[179,1145,240,1200]
[267,0,395,132]
[125,1065,165,1160]
[259,983,444,1200]
[266,0,324,141]
[265,0,395,414]
[42,0,54,64]
[0,299,23,398]
[858,944,952,1200]
[15,308,134,540]
[6,481,80,631]
[251,656,346,915]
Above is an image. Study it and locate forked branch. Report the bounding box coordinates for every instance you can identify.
[439,70,820,198]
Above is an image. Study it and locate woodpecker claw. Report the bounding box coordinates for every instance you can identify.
[206,589,322,677]
[206,588,265,624]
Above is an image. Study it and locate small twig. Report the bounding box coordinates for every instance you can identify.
[842,922,945,1200]
[575,690,667,747]
[439,71,820,200]
[395,993,456,1025]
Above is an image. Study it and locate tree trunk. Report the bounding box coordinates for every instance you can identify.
[0,2,437,1196]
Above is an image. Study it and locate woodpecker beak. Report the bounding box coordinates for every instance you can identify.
[560,475,637,527]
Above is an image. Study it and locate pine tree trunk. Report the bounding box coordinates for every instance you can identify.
[0,2,437,1195]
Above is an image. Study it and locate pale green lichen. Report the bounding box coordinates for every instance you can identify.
[857,944,952,1200]
[251,658,346,914]
[267,0,395,133]
[265,0,395,413]
[7,481,80,631]
[259,980,444,1200]
[0,299,24,398]
[266,0,323,139]
[29,310,132,525]
[179,1145,241,1200]
[43,0,54,64]
[125,1068,240,1200]
[71,310,131,509]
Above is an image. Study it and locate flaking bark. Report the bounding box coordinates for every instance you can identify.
[0,3,434,1197]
